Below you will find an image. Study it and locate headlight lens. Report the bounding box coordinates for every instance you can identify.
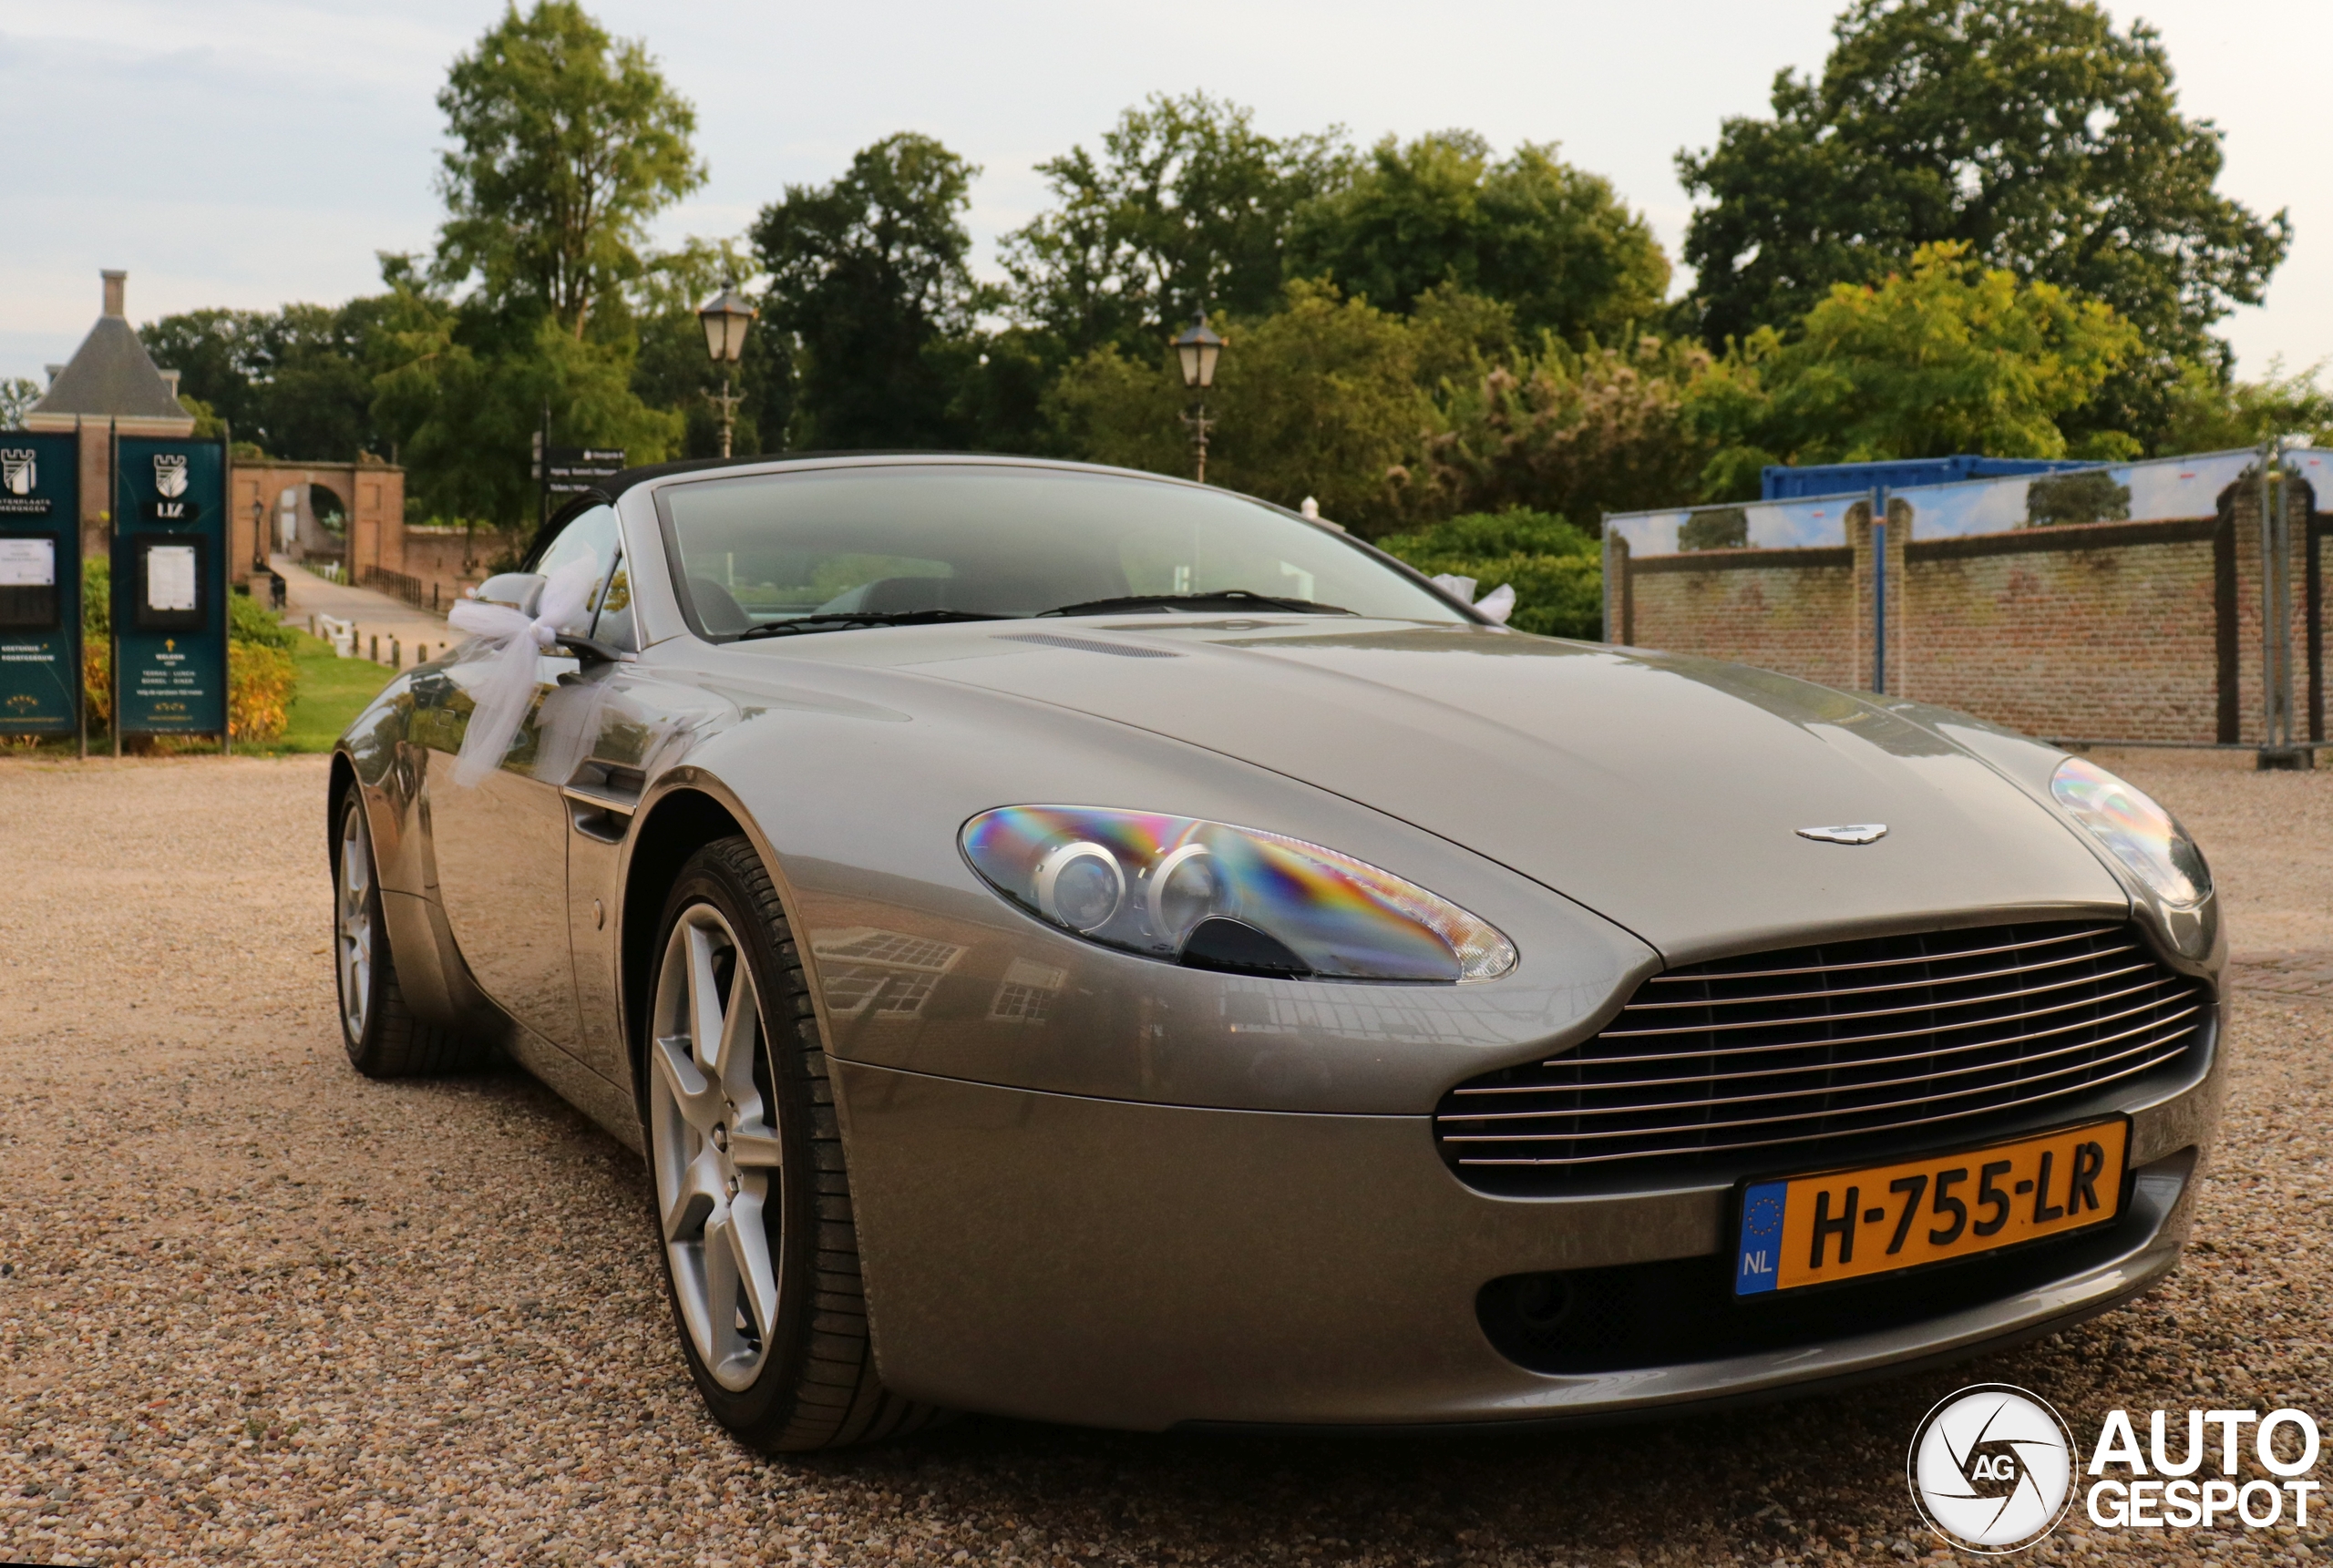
[2049,757,2211,909]
[961,805,1517,982]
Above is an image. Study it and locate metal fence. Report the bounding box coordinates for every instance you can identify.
[361,565,441,613]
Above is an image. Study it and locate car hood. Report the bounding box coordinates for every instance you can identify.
[780,619,2124,960]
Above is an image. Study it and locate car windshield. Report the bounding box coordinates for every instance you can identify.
[655,464,1466,637]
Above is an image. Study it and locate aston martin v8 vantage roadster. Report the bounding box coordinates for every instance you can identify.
[330,454,2225,1448]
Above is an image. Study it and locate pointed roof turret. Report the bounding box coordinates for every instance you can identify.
[24,271,196,434]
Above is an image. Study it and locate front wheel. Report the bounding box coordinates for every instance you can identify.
[643,836,944,1450]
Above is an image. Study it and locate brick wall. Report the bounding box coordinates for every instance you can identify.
[1898,520,2219,742]
[396,531,511,611]
[1619,503,1866,692]
[1618,478,2322,745]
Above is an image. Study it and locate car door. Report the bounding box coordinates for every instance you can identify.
[419,502,622,1051]
[557,544,730,1086]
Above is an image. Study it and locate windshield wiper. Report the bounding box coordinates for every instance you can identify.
[730,610,1007,641]
[1037,589,1353,618]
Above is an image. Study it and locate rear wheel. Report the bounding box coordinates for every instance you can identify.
[334,788,477,1077]
[644,836,944,1450]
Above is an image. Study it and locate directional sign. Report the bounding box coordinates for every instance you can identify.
[545,446,626,497]
[0,431,81,738]
[114,436,229,742]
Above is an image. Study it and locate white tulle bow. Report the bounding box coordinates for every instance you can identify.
[1430,573,1516,626]
[444,551,600,788]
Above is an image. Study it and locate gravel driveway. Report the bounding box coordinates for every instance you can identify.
[0,751,2326,1567]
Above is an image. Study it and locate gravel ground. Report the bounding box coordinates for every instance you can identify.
[0,751,2327,1568]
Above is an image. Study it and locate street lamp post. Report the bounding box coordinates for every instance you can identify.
[1171,312,1225,483]
[697,285,758,459]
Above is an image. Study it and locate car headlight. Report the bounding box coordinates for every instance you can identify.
[2049,757,2211,910]
[961,805,1517,982]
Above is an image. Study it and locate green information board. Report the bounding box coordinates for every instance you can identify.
[114,436,229,744]
[0,431,81,740]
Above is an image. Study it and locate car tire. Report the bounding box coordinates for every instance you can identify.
[643,835,945,1450]
[334,786,479,1078]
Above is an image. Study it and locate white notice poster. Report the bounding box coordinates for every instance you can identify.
[0,538,53,587]
[147,544,198,612]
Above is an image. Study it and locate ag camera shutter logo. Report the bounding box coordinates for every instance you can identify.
[1908,1385,2076,1553]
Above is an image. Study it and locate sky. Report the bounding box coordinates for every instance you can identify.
[3,0,2325,388]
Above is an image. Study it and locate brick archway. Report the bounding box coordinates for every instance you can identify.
[228,458,404,586]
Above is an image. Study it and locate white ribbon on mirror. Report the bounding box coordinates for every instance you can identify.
[444,551,600,788]
[1429,573,1516,626]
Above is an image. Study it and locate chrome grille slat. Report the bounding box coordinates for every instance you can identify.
[1445,988,2197,1091]
[1567,974,2184,1061]
[1451,1043,2193,1167]
[1433,920,2207,1184]
[1439,1019,2196,1136]
[1642,925,2115,984]
[1443,1005,2202,1119]
[1598,958,2158,1037]
[1618,941,2140,1009]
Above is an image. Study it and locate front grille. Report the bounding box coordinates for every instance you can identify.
[1436,921,2205,1188]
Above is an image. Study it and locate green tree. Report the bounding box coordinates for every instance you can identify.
[260,300,397,459]
[628,238,790,457]
[1290,132,1670,345]
[1682,242,2141,497]
[1045,281,1441,534]
[370,261,680,528]
[140,309,263,431]
[2158,359,2333,453]
[434,0,704,339]
[1676,0,2287,446]
[1394,333,1716,528]
[753,132,993,450]
[1375,507,1604,639]
[146,298,403,460]
[1002,94,1352,360]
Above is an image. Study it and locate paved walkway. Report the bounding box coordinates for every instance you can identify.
[271,555,457,667]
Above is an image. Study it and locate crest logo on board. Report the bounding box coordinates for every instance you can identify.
[153,454,189,498]
[0,450,33,497]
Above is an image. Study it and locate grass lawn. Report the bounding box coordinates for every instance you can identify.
[277,630,400,753]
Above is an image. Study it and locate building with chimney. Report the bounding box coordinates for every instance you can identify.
[24,270,195,558]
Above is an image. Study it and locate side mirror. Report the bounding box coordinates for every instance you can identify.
[472,572,546,616]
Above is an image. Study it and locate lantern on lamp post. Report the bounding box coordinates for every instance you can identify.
[1170,311,1225,483]
[697,284,758,459]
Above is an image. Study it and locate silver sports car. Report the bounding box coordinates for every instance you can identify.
[331,454,2224,1449]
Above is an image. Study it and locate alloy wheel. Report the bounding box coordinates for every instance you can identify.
[649,902,785,1391]
[337,804,374,1041]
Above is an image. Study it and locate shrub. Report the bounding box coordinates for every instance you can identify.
[78,559,301,742]
[229,589,299,650]
[228,641,295,743]
[1376,506,1603,639]
[82,560,110,726]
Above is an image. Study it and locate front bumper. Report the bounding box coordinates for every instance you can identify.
[835,1005,2224,1430]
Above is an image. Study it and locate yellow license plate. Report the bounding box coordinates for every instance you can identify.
[1733,1118,2128,1296]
